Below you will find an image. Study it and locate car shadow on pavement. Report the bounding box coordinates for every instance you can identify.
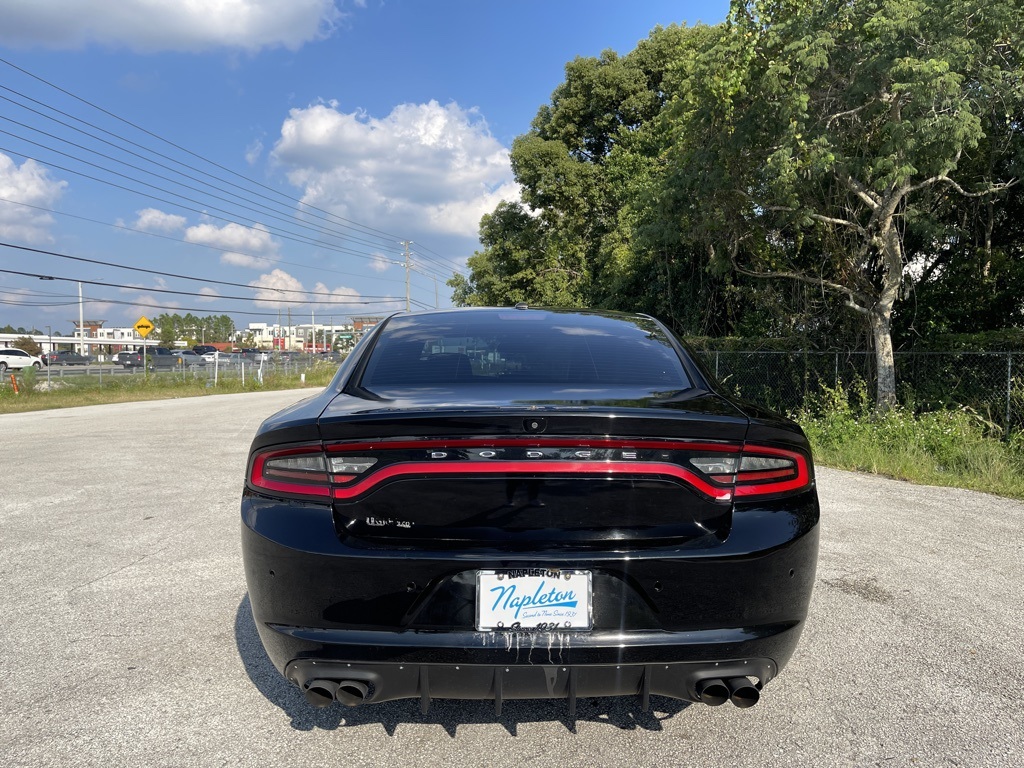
[235,594,690,736]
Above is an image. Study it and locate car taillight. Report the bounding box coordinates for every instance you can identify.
[250,447,332,497]
[249,449,380,496]
[690,446,810,498]
[249,440,810,502]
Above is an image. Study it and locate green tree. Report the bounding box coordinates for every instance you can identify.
[454,24,728,322]
[13,336,42,356]
[668,0,1023,406]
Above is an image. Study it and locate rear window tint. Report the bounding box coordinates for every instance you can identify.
[359,311,690,392]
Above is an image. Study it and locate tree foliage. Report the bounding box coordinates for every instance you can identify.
[152,313,236,347]
[456,1,1024,407]
[13,336,42,356]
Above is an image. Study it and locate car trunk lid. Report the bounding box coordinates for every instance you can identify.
[315,391,749,549]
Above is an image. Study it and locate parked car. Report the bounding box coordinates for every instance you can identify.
[176,350,206,367]
[122,348,184,370]
[241,307,820,713]
[147,348,185,371]
[42,350,92,366]
[241,348,270,362]
[0,347,43,372]
[193,345,219,357]
[112,351,136,367]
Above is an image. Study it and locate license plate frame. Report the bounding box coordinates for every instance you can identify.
[476,569,592,630]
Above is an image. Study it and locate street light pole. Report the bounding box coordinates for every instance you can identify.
[46,325,51,388]
[78,281,85,357]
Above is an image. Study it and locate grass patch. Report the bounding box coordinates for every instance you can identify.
[794,381,1024,499]
[0,364,338,414]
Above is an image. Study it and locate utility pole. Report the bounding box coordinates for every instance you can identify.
[400,240,413,311]
[78,281,85,356]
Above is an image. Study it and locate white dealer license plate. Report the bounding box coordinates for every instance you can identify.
[476,569,592,630]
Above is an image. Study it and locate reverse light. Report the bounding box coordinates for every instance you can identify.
[250,447,331,497]
[690,447,810,498]
[329,457,377,474]
[734,447,809,497]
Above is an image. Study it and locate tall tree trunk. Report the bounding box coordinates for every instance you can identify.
[871,218,903,411]
[870,306,897,410]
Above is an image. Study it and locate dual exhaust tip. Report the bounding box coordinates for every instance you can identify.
[304,675,760,709]
[303,679,369,708]
[696,677,760,708]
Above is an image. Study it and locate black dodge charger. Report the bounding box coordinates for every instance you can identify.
[241,307,819,714]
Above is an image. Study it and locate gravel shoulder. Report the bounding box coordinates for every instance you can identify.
[1,390,1022,767]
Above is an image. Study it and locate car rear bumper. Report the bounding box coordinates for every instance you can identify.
[241,488,819,708]
[283,655,781,712]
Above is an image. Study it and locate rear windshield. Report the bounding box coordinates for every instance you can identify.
[358,311,690,393]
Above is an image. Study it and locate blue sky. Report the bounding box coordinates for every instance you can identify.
[0,0,729,336]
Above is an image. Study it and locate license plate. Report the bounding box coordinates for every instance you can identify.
[476,569,592,630]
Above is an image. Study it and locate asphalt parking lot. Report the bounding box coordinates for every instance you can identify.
[2,390,1022,767]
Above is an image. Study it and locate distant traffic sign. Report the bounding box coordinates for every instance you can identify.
[134,316,154,338]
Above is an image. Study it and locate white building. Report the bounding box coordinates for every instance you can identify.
[238,321,361,352]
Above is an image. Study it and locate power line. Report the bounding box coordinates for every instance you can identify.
[0,268,400,307]
[0,99,435,261]
[0,292,401,318]
[0,142,459,282]
[0,70,403,246]
[0,59,465,273]
[0,195,428,288]
[0,240,400,300]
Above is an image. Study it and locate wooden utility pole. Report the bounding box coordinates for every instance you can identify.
[400,240,412,311]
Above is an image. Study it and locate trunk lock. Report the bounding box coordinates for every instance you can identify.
[524,417,547,434]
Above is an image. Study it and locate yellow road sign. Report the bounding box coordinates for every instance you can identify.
[134,316,155,338]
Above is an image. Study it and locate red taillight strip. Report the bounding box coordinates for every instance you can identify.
[330,460,733,502]
[733,445,811,498]
[324,438,741,453]
[250,448,332,498]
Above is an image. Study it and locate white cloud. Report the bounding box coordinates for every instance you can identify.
[248,269,375,312]
[186,221,278,253]
[249,269,305,308]
[368,252,394,273]
[0,0,344,53]
[197,287,220,303]
[133,208,186,233]
[0,153,68,244]
[311,281,361,310]
[184,221,279,269]
[272,100,519,241]
[220,251,275,269]
[246,139,265,166]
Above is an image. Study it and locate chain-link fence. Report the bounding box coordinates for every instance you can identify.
[698,350,1022,433]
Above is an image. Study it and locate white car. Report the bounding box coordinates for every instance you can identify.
[0,347,43,372]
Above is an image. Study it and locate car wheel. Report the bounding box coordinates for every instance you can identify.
[0,361,7,373]
[33,362,41,370]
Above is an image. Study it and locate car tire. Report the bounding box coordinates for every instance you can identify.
[0,361,7,373]
[33,362,41,370]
